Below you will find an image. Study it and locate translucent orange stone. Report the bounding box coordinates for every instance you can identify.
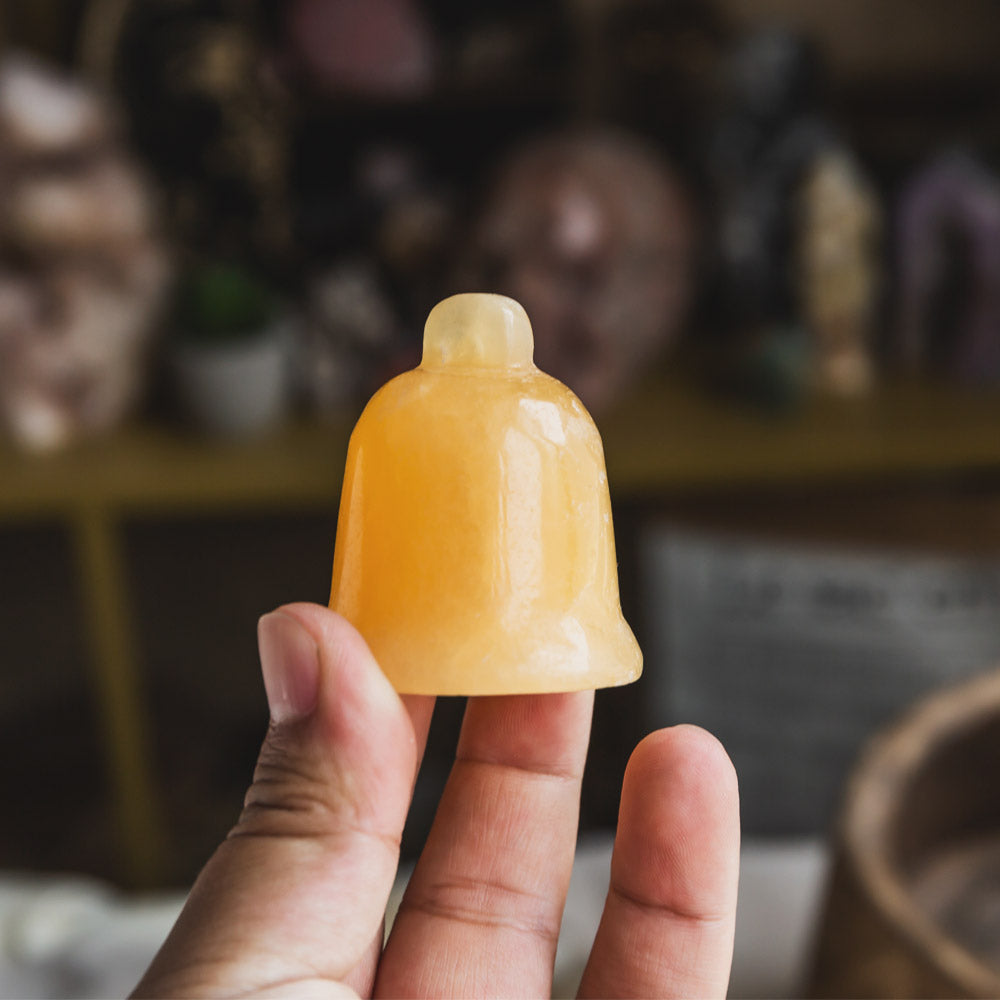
[329,293,642,694]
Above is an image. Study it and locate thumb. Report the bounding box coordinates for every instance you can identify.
[133,603,418,999]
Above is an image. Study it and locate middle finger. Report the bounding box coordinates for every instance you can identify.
[377,689,594,998]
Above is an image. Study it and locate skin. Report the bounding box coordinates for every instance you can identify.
[132,602,740,999]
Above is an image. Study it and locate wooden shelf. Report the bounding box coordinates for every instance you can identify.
[0,418,352,520]
[601,376,1000,496]
[5,377,1000,521]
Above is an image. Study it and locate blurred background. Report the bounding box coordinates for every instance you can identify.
[3,0,1000,996]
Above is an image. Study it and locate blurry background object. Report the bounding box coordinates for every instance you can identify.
[644,528,1000,838]
[796,151,881,395]
[705,27,881,406]
[169,260,291,437]
[295,258,400,415]
[895,151,1000,384]
[809,667,1000,998]
[355,142,455,349]
[443,0,569,97]
[281,0,436,100]
[111,0,291,271]
[456,128,697,414]
[568,0,725,161]
[0,52,169,451]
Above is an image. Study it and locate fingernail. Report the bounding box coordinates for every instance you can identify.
[258,611,320,723]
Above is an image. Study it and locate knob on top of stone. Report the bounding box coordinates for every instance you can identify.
[421,292,535,371]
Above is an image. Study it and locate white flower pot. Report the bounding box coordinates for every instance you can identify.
[171,320,292,437]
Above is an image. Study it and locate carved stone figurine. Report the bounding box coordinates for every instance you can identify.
[796,151,881,394]
[457,129,697,414]
[895,151,1000,382]
[0,54,170,451]
[707,28,881,398]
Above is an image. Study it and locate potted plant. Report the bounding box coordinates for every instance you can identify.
[169,261,292,436]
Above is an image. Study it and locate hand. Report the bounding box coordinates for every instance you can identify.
[132,603,739,998]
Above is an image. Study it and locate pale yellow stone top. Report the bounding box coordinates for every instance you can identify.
[421,293,535,372]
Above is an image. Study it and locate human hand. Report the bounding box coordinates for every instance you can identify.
[132,603,739,998]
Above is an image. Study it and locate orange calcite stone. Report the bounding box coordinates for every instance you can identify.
[329,293,642,694]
